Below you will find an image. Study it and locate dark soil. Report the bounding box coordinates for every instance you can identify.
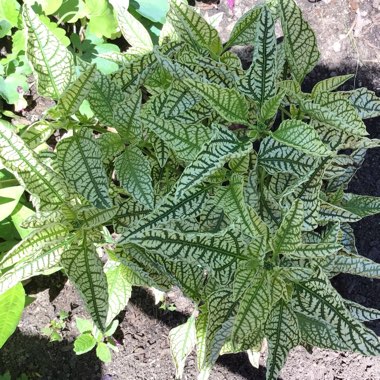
[1,1,380,379]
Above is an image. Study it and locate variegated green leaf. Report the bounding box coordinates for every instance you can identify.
[283,164,325,230]
[224,5,262,49]
[238,6,276,104]
[301,92,367,137]
[22,5,74,99]
[61,235,108,331]
[295,311,348,351]
[145,81,202,120]
[272,120,332,157]
[341,193,380,218]
[319,201,361,223]
[167,0,222,56]
[119,185,209,242]
[21,121,54,149]
[151,136,171,168]
[97,133,124,164]
[104,260,132,325]
[129,227,246,285]
[204,289,235,369]
[279,0,320,82]
[286,242,341,259]
[340,223,358,255]
[346,87,380,119]
[169,315,196,379]
[56,64,98,116]
[141,113,211,162]
[265,299,300,380]
[232,270,272,350]
[258,137,317,177]
[113,199,150,232]
[184,80,249,124]
[311,74,354,97]
[260,90,286,121]
[0,125,69,211]
[292,270,380,355]
[57,129,112,209]
[0,225,71,295]
[109,0,153,53]
[175,127,251,199]
[272,199,303,255]
[344,299,380,322]
[323,255,380,279]
[214,174,267,238]
[115,146,155,209]
[76,206,118,230]
[87,73,125,126]
[196,311,212,379]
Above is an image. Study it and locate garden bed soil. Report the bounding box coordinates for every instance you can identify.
[2,1,380,379]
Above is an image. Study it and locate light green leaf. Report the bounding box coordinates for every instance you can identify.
[279,0,320,82]
[56,64,98,116]
[184,80,248,124]
[74,333,97,355]
[311,74,354,97]
[115,146,154,209]
[105,261,132,326]
[169,315,196,379]
[22,5,74,99]
[96,342,112,362]
[167,0,222,56]
[0,124,69,211]
[86,0,118,38]
[272,120,332,157]
[61,236,108,331]
[0,186,24,223]
[110,0,153,53]
[224,5,262,49]
[175,127,251,199]
[57,129,112,209]
[76,317,93,334]
[238,6,276,104]
[272,199,303,255]
[0,283,25,349]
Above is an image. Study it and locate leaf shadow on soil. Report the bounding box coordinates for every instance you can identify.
[1,62,380,380]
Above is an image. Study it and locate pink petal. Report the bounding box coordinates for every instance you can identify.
[227,0,235,11]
